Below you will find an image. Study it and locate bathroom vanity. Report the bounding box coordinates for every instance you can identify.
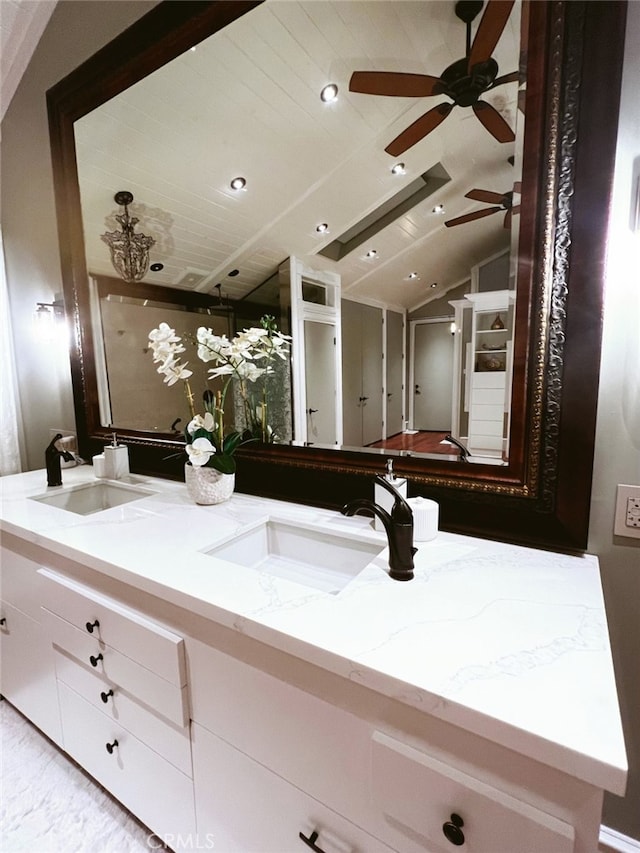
[0,468,627,852]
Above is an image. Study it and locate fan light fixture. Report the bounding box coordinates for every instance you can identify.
[408,272,419,280]
[432,204,445,214]
[366,249,377,258]
[316,223,329,233]
[320,84,338,103]
[101,191,155,283]
[230,177,246,190]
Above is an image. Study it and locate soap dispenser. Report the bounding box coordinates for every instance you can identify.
[103,433,129,480]
[374,459,407,532]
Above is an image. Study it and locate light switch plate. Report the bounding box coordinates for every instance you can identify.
[614,484,640,539]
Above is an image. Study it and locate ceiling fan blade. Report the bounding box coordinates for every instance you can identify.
[349,71,444,97]
[444,206,502,228]
[468,0,515,70]
[491,70,521,88]
[385,102,453,156]
[465,188,506,204]
[473,101,515,142]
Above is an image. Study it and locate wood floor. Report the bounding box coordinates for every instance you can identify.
[368,430,456,455]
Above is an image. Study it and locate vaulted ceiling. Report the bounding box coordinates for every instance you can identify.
[74,0,523,312]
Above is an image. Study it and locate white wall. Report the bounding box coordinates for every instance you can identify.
[1,0,639,841]
[590,1,640,840]
[0,1,158,470]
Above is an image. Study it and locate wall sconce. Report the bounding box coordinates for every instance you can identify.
[101,191,155,283]
[33,297,66,342]
[34,298,65,324]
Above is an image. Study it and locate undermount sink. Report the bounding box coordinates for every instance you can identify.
[204,518,385,594]
[30,481,155,515]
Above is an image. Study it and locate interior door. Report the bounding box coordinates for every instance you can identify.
[412,321,454,431]
[304,320,337,445]
[386,311,404,439]
[360,304,383,446]
[341,299,363,447]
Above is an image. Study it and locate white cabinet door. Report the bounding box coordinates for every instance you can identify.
[0,600,62,743]
[193,722,395,853]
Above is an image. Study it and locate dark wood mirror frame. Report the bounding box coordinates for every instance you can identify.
[47,0,626,552]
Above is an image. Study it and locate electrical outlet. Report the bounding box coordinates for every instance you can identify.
[614,484,640,539]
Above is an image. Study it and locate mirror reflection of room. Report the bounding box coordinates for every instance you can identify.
[75,0,525,464]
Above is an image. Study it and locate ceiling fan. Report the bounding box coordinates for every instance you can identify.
[349,0,519,156]
[444,186,520,229]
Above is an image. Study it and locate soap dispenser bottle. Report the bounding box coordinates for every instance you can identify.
[374,459,407,532]
[103,433,129,480]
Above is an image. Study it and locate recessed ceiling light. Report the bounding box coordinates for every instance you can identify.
[430,282,438,288]
[366,249,377,258]
[391,163,406,175]
[432,204,445,214]
[150,263,164,272]
[230,177,246,191]
[228,269,240,277]
[316,223,329,233]
[320,83,338,103]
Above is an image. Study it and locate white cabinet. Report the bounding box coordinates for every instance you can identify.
[38,568,195,842]
[0,545,62,743]
[465,290,515,458]
[187,637,594,853]
[193,723,395,853]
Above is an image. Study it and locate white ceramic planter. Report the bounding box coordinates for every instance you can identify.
[185,464,235,505]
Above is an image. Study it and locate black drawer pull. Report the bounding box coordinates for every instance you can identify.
[442,813,465,846]
[299,830,326,852]
[105,739,119,754]
[100,689,114,704]
[86,619,100,634]
[89,653,103,667]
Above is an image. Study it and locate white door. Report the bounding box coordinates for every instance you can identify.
[361,304,383,446]
[304,321,337,445]
[386,311,404,439]
[412,321,454,431]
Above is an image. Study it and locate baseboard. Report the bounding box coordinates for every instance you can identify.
[600,825,640,853]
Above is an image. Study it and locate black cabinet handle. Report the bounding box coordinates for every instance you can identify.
[89,653,103,667]
[442,813,465,846]
[299,830,326,852]
[86,619,100,634]
[105,739,119,754]
[100,689,114,704]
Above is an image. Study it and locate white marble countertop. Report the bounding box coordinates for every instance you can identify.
[0,466,627,795]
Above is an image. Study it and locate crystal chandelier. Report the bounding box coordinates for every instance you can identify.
[101,191,155,283]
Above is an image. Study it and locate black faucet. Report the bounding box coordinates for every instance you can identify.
[342,476,418,581]
[45,434,75,487]
[445,434,470,462]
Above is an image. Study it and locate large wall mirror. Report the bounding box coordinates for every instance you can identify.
[48,0,626,550]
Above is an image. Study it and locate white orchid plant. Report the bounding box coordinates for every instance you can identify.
[148,315,291,474]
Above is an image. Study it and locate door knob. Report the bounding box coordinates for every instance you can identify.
[307,408,318,414]
[358,396,369,403]
[415,384,421,394]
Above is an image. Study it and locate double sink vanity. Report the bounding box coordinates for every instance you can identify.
[0,466,627,852]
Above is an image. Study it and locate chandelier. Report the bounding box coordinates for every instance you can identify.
[101,191,155,282]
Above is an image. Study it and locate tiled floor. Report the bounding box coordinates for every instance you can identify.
[0,700,157,852]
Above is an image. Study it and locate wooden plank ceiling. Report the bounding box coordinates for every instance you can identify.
[75,0,522,311]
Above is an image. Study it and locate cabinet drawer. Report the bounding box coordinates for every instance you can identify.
[192,722,394,853]
[371,731,575,853]
[0,600,62,743]
[58,681,195,842]
[43,608,188,726]
[38,568,185,687]
[53,649,192,776]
